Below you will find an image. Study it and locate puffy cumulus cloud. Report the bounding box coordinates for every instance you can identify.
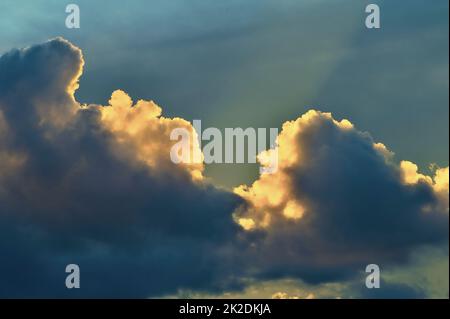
[0,38,448,298]
[0,38,242,298]
[399,162,449,214]
[433,167,449,212]
[234,110,448,283]
[99,89,204,180]
[0,37,82,128]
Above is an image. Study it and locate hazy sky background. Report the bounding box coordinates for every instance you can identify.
[1,0,448,188]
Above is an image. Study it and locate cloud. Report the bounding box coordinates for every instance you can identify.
[354,280,426,299]
[234,110,448,283]
[0,38,448,298]
[0,38,242,298]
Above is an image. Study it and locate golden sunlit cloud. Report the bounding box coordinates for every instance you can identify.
[233,110,449,231]
[98,89,204,181]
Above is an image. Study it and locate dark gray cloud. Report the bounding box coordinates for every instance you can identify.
[0,38,447,298]
[235,111,448,284]
[0,38,243,298]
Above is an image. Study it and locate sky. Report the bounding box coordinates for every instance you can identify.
[0,0,448,298]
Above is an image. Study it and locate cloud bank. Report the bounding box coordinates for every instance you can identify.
[234,110,448,283]
[0,38,448,298]
[0,38,242,298]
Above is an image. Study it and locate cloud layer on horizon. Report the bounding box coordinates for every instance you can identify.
[0,38,448,298]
